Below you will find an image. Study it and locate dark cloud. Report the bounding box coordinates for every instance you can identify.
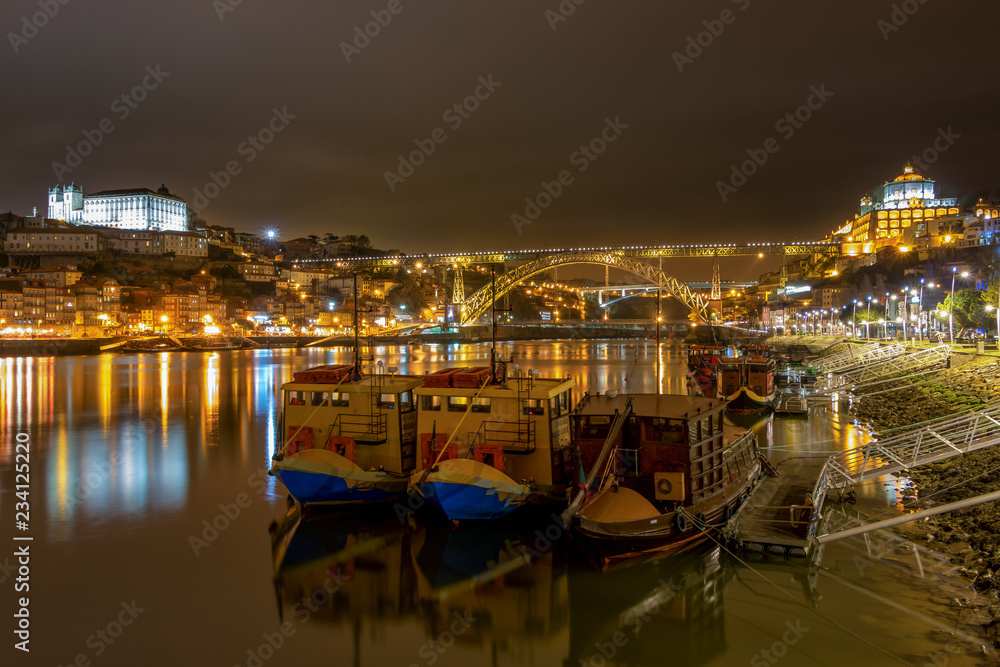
[2,0,998,257]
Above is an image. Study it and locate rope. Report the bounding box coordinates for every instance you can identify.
[684,509,911,665]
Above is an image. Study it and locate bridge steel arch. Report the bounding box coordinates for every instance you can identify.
[459,250,709,325]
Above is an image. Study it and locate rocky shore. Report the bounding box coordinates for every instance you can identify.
[784,338,1000,644]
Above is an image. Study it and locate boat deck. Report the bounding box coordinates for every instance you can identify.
[733,457,826,557]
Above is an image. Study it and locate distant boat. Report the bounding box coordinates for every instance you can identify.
[184,336,242,351]
[119,336,184,352]
[719,356,777,414]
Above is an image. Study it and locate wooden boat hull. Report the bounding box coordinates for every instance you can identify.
[412,459,534,521]
[725,387,776,414]
[272,449,408,508]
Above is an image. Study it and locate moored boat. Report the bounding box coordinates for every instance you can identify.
[409,365,577,522]
[685,344,736,398]
[564,393,765,563]
[719,355,777,413]
[269,363,423,511]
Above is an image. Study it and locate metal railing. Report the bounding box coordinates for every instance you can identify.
[841,345,950,383]
[822,403,1000,490]
[816,342,905,374]
[474,420,536,454]
[335,413,388,444]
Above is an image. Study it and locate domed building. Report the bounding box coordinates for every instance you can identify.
[834,163,962,252]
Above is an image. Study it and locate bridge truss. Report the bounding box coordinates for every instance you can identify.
[314,242,841,270]
[458,250,712,325]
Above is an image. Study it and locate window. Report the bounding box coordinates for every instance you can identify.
[288,391,306,406]
[328,392,349,407]
[421,395,442,411]
[377,394,397,409]
[471,398,491,413]
[447,396,469,412]
[399,391,414,412]
[581,415,612,439]
[311,392,328,406]
[523,399,545,416]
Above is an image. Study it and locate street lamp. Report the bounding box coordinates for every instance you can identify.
[852,299,858,337]
[949,268,970,345]
[867,296,873,339]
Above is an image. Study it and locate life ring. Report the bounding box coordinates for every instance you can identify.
[674,511,689,534]
[696,512,708,527]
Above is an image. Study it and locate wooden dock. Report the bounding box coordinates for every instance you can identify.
[734,457,827,557]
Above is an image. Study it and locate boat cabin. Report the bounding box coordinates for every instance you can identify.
[414,369,576,488]
[571,394,731,512]
[281,365,424,474]
[718,356,775,400]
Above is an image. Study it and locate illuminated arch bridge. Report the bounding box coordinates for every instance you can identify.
[298,242,841,326]
[457,250,715,325]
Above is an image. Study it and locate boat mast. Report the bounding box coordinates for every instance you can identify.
[353,272,361,378]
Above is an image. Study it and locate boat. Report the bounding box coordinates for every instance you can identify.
[269,363,424,511]
[685,344,735,398]
[119,335,185,352]
[563,392,765,563]
[408,364,577,522]
[718,355,777,413]
[184,336,243,351]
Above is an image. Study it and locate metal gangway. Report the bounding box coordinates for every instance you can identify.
[822,403,1000,491]
[840,344,950,384]
[812,342,893,373]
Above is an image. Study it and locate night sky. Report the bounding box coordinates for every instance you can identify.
[3,0,999,254]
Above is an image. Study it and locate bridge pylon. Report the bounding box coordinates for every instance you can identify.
[453,265,464,304]
[710,255,721,301]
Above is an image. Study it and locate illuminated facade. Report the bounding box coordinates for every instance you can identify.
[48,183,188,232]
[836,163,961,252]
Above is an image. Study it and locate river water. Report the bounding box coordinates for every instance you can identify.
[0,341,992,666]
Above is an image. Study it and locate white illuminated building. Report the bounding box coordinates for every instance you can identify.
[48,183,188,232]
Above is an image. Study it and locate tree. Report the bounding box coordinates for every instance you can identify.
[936,288,991,331]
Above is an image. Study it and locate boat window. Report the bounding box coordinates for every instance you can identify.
[471,397,492,413]
[580,415,612,438]
[715,412,723,432]
[288,391,306,406]
[559,391,569,414]
[420,395,442,411]
[648,417,686,444]
[377,394,397,409]
[448,396,470,412]
[549,397,561,416]
[701,417,712,438]
[399,391,414,412]
[311,392,328,406]
[329,392,349,407]
[688,420,698,443]
[523,399,545,416]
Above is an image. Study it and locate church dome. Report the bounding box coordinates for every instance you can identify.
[893,162,926,182]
